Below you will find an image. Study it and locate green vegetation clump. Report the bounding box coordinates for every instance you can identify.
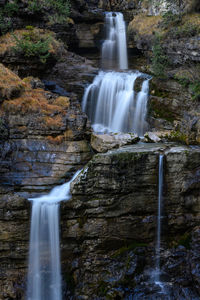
[27,0,70,24]
[150,103,175,123]
[165,130,188,144]
[112,241,147,258]
[169,22,200,38]
[12,26,51,63]
[189,82,200,100]
[177,232,191,249]
[27,0,42,13]
[175,70,200,101]
[0,0,19,34]
[151,34,169,79]
[97,280,108,297]
[0,0,70,34]
[160,11,182,29]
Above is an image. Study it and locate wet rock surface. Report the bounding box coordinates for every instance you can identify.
[60,144,200,299]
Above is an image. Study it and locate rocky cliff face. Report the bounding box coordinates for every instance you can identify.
[1,143,200,299]
[0,190,30,300]
[128,11,200,144]
[0,64,92,197]
[60,144,200,299]
[0,0,200,299]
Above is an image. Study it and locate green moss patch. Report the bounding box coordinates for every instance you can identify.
[112,241,147,258]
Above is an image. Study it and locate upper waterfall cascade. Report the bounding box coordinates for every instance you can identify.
[82,12,150,137]
[102,12,128,70]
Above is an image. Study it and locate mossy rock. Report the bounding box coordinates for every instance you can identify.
[149,97,176,123]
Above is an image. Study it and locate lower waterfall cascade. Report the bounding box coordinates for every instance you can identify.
[26,170,81,300]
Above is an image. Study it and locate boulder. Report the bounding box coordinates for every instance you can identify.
[91,132,139,152]
[144,131,161,143]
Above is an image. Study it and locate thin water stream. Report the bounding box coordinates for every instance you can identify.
[154,154,165,293]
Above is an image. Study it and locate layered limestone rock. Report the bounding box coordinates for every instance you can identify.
[0,190,30,300]
[0,64,92,197]
[1,143,200,299]
[44,50,97,99]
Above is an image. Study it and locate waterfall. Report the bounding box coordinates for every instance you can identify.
[82,71,149,136]
[133,79,149,137]
[102,12,128,70]
[82,12,150,136]
[155,154,164,285]
[26,170,81,300]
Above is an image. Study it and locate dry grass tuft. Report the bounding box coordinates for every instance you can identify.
[0,28,60,57]
[128,15,162,36]
[0,63,72,142]
[47,135,65,144]
[0,63,26,100]
[182,13,200,27]
[54,96,70,108]
[43,115,63,129]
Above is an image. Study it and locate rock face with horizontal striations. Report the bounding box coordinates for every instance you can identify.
[60,143,200,299]
[1,142,200,298]
[0,189,30,299]
[0,64,92,197]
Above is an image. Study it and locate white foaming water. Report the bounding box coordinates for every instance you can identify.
[102,12,128,70]
[82,71,149,136]
[133,79,149,137]
[82,11,150,136]
[27,170,81,300]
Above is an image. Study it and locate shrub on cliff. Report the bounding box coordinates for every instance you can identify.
[160,11,182,29]
[151,34,168,79]
[27,0,70,24]
[0,0,71,35]
[12,26,51,63]
[174,67,200,100]
[0,0,19,34]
